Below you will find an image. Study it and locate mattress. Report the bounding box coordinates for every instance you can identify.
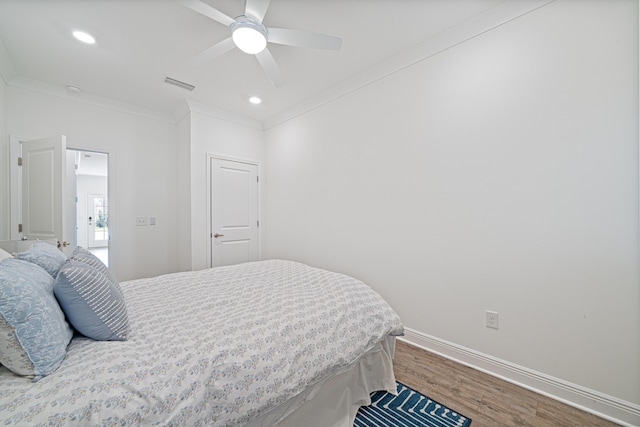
[0,259,403,426]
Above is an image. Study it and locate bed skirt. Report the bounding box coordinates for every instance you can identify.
[249,336,398,427]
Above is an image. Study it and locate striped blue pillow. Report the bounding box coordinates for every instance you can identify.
[69,247,121,294]
[54,260,129,341]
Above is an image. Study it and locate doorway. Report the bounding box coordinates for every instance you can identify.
[70,150,109,266]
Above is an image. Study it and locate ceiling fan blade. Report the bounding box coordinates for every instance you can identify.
[255,49,285,87]
[192,37,236,65]
[268,27,342,50]
[179,0,236,27]
[245,0,270,22]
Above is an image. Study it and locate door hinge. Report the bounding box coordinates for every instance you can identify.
[257,220,260,227]
[17,157,22,166]
[18,224,22,233]
[257,176,259,183]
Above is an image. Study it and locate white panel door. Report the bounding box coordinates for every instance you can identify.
[21,135,75,254]
[210,158,259,267]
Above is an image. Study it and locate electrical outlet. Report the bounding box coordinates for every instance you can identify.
[486,311,499,329]
[136,217,148,226]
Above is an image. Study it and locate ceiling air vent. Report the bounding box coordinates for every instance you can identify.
[164,77,195,91]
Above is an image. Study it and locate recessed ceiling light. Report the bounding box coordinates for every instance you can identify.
[248,96,262,105]
[72,30,96,44]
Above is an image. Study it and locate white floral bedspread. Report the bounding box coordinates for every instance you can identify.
[0,260,403,426]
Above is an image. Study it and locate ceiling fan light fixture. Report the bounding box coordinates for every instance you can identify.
[72,30,96,44]
[232,16,267,54]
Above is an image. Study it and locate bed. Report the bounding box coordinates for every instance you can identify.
[0,244,403,427]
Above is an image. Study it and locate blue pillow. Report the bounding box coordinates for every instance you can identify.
[14,241,67,278]
[0,258,74,380]
[54,260,129,341]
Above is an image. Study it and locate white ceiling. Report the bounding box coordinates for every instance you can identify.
[0,0,513,124]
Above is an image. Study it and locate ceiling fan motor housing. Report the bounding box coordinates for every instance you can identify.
[231,15,268,54]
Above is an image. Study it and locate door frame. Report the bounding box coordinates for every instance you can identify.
[205,153,262,269]
[9,136,22,241]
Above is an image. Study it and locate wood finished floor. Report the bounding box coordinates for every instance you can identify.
[392,340,622,427]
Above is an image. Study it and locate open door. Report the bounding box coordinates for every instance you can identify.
[20,135,76,255]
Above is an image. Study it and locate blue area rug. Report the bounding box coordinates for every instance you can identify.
[354,382,472,427]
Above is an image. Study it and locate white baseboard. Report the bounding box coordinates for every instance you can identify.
[400,328,640,427]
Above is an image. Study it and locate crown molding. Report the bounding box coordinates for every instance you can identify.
[6,75,265,130]
[172,100,191,123]
[263,0,555,130]
[7,76,175,124]
[184,100,264,131]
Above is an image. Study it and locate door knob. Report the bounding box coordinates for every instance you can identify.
[213,233,224,238]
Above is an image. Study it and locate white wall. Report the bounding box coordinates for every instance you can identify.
[265,0,639,417]
[0,78,7,240]
[176,108,193,272]
[178,102,264,272]
[4,86,179,281]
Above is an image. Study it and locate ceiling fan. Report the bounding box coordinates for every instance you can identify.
[180,0,342,87]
